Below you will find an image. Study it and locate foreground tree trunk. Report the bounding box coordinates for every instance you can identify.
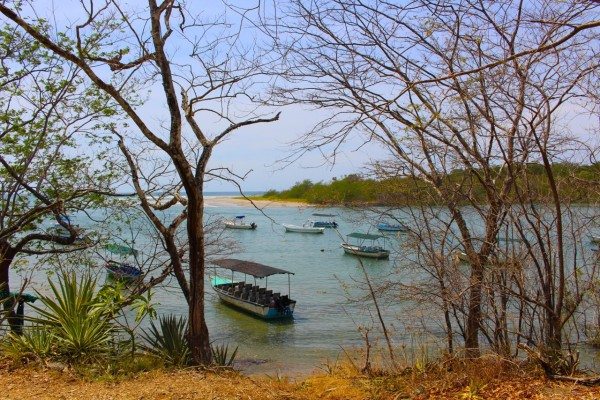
[186,192,211,363]
[0,240,16,329]
[0,1,280,365]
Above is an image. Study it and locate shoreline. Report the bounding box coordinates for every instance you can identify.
[204,195,311,208]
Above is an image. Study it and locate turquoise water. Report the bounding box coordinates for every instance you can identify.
[9,198,600,374]
[9,198,404,375]
[173,201,402,374]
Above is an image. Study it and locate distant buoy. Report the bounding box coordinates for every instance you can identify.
[320,249,325,252]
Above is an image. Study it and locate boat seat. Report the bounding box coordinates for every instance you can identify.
[265,290,273,296]
[244,283,252,290]
[258,288,266,294]
[273,292,280,299]
[242,293,249,300]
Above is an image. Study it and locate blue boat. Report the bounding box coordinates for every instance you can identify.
[377,222,408,232]
[211,258,296,320]
[105,260,142,281]
[311,213,338,228]
[104,243,141,282]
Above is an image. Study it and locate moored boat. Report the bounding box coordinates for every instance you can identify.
[211,258,296,320]
[224,215,257,230]
[311,213,338,228]
[105,260,142,282]
[283,220,325,234]
[341,232,390,259]
[377,222,408,232]
[104,243,141,283]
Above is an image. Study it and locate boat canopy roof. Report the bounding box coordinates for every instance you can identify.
[312,213,337,217]
[105,243,139,257]
[212,258,294,278]
[347,232,385,240]
[235,215,245,219]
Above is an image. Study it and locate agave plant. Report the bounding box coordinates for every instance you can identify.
[210,342,238,368]
[140,314,190,367]
[1,326,53,361]
[30,272,113,363]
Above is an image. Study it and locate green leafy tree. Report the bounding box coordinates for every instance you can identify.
[0,22,120,329]
[0,1,279,365]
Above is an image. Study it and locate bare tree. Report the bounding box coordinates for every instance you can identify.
[0,1,279,363]
[268,0,600,359]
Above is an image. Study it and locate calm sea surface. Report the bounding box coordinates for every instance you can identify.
[9,193,600,375]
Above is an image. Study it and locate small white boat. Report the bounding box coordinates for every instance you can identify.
[211,259,296,320]
[224,215,257,230]
[283,220,325,234]
[341,232,390,259]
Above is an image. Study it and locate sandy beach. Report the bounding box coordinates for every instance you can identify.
[204,196,310,209]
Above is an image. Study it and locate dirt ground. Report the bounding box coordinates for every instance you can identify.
[2,362,600,400]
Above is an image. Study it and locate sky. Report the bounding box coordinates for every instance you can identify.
[10,1,598,193]
[22,0,380,193]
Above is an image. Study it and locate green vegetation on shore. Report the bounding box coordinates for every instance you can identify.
[260,163,600,206]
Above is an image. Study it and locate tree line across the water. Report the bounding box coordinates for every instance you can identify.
[261,163,600,206]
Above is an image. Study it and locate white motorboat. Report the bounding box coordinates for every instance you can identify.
[224,215,257,230]
[283,220,325,234]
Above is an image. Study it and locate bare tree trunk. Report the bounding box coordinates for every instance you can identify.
[0,240,17,330]
[186,195,211,364]
[464,263,484,356]
[0,241,11,294]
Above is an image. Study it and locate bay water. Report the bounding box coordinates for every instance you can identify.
[9,194,600,374]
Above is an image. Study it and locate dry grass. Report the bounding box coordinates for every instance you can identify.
[2,356,600,399]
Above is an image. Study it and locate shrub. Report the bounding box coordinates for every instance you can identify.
[210,342,238,368]
[30,272,113,363]
[141,314,190,367]
[1,327,53,362]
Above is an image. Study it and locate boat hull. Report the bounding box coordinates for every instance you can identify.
[377,223,407,232]
[105,261,142,282]
[224,221,256,230]
[283,224,324,234]
[341,243,390,259]
[312,221,337,228]
[213,287,295,319]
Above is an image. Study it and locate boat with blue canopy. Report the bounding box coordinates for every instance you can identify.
[210,258,296,320]
[341,232,390,259]
[224,215,257,230]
